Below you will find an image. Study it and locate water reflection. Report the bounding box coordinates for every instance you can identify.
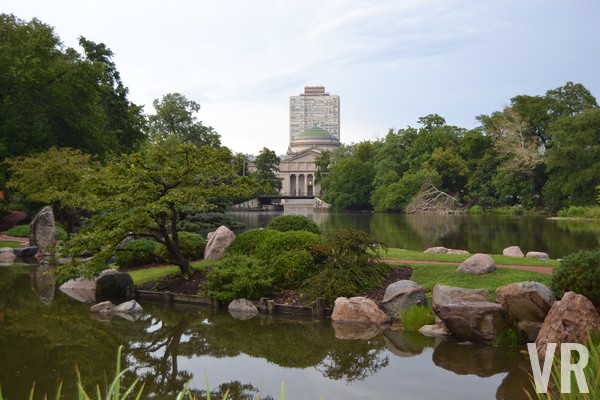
[1,266,539,399]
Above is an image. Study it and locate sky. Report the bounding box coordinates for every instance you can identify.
[5,0,600,155]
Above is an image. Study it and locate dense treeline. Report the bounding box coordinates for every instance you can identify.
[318,83,600,213]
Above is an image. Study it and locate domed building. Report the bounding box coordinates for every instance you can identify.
[279,86,341,197]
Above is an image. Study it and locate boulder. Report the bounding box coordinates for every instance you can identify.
[204,226,236,261]
[503,246,525,258]
[0,247,14,254]
[91,301,116,313]
[424,247,448,254]
[13,246,39,258]
[331,296,391,325]
[59,277,97,303]
[114,300,143,315]
[0,251,16,264]
[456,253,496,274]
[382,280,426,318]
[447,249,470,255]
[535,291,600,358]
[419,316,453,338]
[496,281,556,341]
[526,251,549,260]
[29,206,57,253]
[432,284,510,344]
[228,298,259,320]
[95,270,134,300]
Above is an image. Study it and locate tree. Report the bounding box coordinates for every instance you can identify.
[314,150,331,186]
[253,147,282,194]
[63,139,258,277]
[5,147,100,234]
[321,158,374,211]
[148,93,221,148]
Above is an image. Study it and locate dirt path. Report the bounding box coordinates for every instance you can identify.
[0,234,29,245]
[383,259,554,275]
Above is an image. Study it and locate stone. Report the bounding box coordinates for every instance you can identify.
[535,291,600,359]
[432,284,510,344]
[91,301,116,313]
[59,277,97,303]
[331,296,391,325]
[496,281,556,341]
[503,246,525,258]
[456,253,496,274]
[424,247,448,254]
[204,226,236,261]
[114,300,143,315]
[382,280,427,318]
[29,206,57,253]
[0,247,14,254]
[0,251,16,263]
[13,246,39,258]
[95,270,134,300]
[447,249,470,255]
[228,298,259,320]
[419,316,452,338]
[526,251,549,260]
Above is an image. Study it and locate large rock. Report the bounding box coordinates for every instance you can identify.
[13,246,39,258]
[456,253,496,274]
[95,270,134,300]
[204,226,236,261]
[424,247,449,254]
[331,296,391,325]
[535,291,600,358]
[114,300,143,315]
[29,206,57,253]
[432,284,510,344]
[419,316,452,338]
[503,246,525,258]
[0,251,16,264]
[526,251,549,260]
[59,277,97,303]
[228,298,259,320]
[382,280,426,318]
[496,281,556,341]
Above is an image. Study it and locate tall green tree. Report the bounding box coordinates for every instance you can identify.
[148,93,221,148]
[321,157,374,211]
[253,147,282,194]
[63,139,257,277]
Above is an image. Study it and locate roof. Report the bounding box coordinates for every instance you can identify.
[294,125,338,141]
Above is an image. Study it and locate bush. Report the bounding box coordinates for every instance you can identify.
[205,254,274,302]
[551,250,600,305]
[6,223,68,240]
[225,229,279,256]
[557,205,600,219]
[115,239,159,268]
[178,212,246,233]
[253,230,323,262]
[266,215,321,234]
[270,249,318,289]
[155,231,206,262]
[468,204,484,214]
[400,305,435,331]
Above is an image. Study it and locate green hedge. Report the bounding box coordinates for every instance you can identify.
[205,254,274,302]
[266,215,321,234]
[115,239,159,268]
[155,231,206,262]
[225,229,279,256]
[552,250,600,305]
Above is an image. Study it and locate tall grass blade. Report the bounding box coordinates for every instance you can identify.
[28,382,35,400]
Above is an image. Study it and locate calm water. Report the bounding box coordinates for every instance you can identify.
[229,211,600,259]
[0,264,537,399]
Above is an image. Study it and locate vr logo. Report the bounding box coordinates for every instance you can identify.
[527,343,590,394]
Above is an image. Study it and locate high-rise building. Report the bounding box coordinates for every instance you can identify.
[289,86,340,142]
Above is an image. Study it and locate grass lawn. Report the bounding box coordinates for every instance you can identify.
[126,260,214,285]
[403,263,552,299]
[0,240,23,248]
[382,248,561,268]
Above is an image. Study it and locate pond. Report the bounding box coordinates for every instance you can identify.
[0,264,539,399]
[229,211,600,259]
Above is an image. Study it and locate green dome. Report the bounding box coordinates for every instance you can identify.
[296,125,336,140]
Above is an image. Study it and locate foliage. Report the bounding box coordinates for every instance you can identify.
[6,223,68,241]
[224,228,279,256]
[557,205,600,219]
[270,249,318,289]
[147,93,221,148]
[253,147,282,194]
[493,326,522,347]
[400,305,435,331]
[253,230,323,262]
[60,140,258,279]
[177,212,246,233]
[155,232,206,262]
[551,250,600,305]
[205,254,274,302]
[321,157,375,210]
[302,229,389,305]
[468,204,484,214]
[114,239,159,268]
[127,265,180,285]
[266,215,321,234]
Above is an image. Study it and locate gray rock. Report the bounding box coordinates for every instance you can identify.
[447,249,470,255]
[496,281,556,341]
[382,280,427,318]
[503,246,525,257]
[331,296,391,325]
[13,246,39,258]
[228,298,259,320]
[95,270,134,300]
[29,206,57,253]
[424,247,448,254]
[432,284,489,304]
[535,291,600,359]
[456,253,496,274]
[419,316,452,338]
[91,301,116,313]
[526,251,549,260]
[114,300,143,315]
[0,247,14,254]
[204,226,235,261]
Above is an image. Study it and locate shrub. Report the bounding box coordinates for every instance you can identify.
[400,305,435,331]
[155,231,206,262]
[205,254,274,302]
[270,249,318,289]
[6,223,68,240]
[266,215,321,234]
[114,239,159,268]
[551,250,600,305]
[253,230,323,262]
[178,212,246,233]
[468,204,484,214]
[225,229,279,256]
[557,205,600,219]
